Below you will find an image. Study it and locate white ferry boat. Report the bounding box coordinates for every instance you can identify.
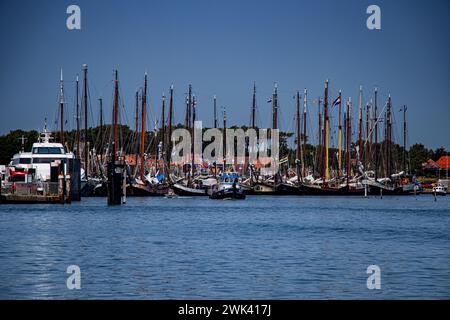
[8,123,75,182]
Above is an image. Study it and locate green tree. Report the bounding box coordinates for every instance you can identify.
[0,130,39,165]
[431,147,447,161]
[409,143,431,173]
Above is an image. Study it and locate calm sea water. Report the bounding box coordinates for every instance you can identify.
[0,195,449,299]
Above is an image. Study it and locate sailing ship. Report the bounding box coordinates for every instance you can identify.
[128,73,169,196]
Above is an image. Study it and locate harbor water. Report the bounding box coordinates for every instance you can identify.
[0,195,449,299]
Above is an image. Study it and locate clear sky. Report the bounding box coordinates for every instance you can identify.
[0,0,449,149]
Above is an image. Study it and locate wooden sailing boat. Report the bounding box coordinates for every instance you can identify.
[301,80,343,195]
[172,85,217,196]
[79,64,106,197]
[129,73,168,196]
[106,69,126,205]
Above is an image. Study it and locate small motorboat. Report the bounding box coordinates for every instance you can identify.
[164,189,178,198]
[210,172,246,200]
[433,184,447,196]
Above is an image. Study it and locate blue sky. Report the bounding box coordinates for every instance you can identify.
[0,0,449,149]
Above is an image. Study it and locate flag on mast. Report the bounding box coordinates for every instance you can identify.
[332,95,341,107]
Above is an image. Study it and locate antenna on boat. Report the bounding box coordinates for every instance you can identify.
[59,68,65,149]
[18,135,27,152]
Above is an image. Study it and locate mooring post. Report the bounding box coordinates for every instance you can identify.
[107,154,125,206]
[122,166,127,204]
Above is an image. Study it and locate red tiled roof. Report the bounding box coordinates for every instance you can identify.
[422,159,439,169]
[436,156,450,170]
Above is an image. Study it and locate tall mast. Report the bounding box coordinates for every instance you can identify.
[191,95,196,176]
[140,73,147,180]
[272,83,279,184]
[99,97,103,163]
[188,84,192,130]
[296,90,302,183]
[161,93,166,170]
[403,105,407,173]
[346,97,352,187]
[374,88,378,181]
[272,83,278,130]
[214,95,217,129]
[302,88,308,177]
[113,70,119,160]
[337,90,342,176]
[358,85,363,161]
[154,119,159,172]
[365,102,370,169]
[134,91,139,170]
[368,99,373,169]
[386,94,392,177]
[59,69,65,149]
[184,94,189,128]
[251,83,256,129]
[76,75,80,159]
[317,97,322,177]
[223,108,227,171]
[82,64,89,177]
[168,85,174,168]
[323,80,329,182]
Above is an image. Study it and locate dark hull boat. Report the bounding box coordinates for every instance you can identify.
[367,185,416,196]
[172,183,208,196]
[276,182,302,195]
[209,172,246,200]
[243,182,278,195]
[81,178,107,197]
[362,180,420,196]
[93,181,108,196]
[128,181,168,197]
[300,184,343,196]
[209,187,246,200]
